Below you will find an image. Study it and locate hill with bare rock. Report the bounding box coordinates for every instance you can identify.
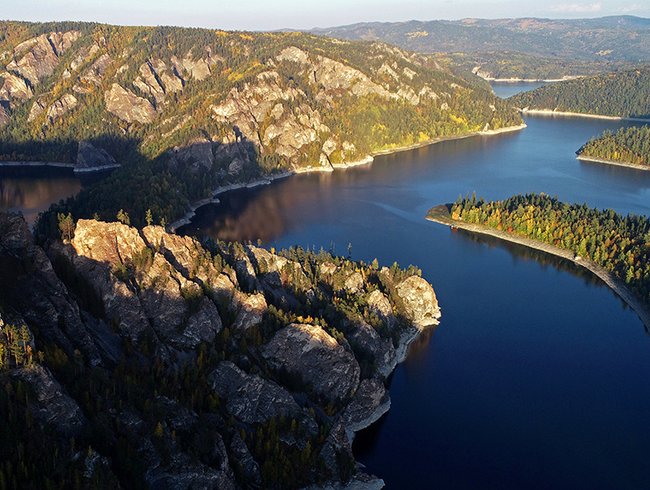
[0,21,521,228]
[0,210,440,488]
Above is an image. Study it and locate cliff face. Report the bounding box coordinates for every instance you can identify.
[0,211,440,488]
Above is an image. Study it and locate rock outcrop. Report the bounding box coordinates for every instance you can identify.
[208,361,317,433]
[75,141,119,170]
[104,83,157,124]
[262,323,361,403]
[0,104,9,127]
[6,31,79,86]
[394,274,441,328]
[12,365,86,436]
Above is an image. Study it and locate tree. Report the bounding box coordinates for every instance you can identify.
[116,209,130,225]
[145,209,153,227]
[57,212,75,241]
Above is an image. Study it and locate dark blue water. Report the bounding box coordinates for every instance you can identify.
[185,113,650,489]
[491,81,547,99]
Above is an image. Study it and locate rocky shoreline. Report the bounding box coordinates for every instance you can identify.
[171,123,527,233]
[576,155,650,172]
[427,206,650,330]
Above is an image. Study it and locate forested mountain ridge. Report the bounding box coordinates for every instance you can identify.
[311,16,650,60]
[0,211,440,488]
[449,51,635,81]
[0,21,520,227]
[312,16,650,80]
[577,126,650,167]
[508,67,650,118]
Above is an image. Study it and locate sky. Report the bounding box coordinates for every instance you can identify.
[2,0,649,30]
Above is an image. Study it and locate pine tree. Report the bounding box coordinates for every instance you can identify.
[57,212,75,241]
[116,209,130,225]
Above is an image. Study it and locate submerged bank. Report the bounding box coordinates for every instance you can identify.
[427,205,650,331]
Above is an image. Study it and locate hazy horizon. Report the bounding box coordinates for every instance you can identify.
[2,0,649,31]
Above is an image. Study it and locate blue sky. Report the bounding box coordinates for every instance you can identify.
[3,0,649,30]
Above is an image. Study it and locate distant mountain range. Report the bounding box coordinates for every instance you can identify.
[311,16,650,61]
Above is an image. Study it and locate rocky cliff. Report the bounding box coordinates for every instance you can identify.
[0,211,440,488]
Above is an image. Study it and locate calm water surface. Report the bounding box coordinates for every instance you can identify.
[184,114,650,489]
[0,173,81,224]
[491,81,547,99]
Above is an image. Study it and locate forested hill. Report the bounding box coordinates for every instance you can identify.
[577,126,650,167]
[508,68,650,118]
[0,21,520,229]
[311,16,650,61]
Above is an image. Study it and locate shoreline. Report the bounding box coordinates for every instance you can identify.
[168,172,293,232]
[426,207,650,330]
[576,155,650,172]
[0,161,121,175]
[170,123,527,232]
[484,76,575,83]
[519,108,650,123]
[0,161,75,169]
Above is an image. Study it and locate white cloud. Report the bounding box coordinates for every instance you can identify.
[549,2,602,13]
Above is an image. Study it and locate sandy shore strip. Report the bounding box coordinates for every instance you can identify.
[169,123,527,232]
[482,76,578,83]
[519,108,650,123]
[426,205,650,330]
[73,164,121,174]
[577,155,650,172]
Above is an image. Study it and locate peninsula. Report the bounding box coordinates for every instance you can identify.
[509,67,650,119]
[576,126,650,171]
[427,195,650,329]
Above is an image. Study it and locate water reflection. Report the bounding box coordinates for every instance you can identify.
[0,176,81,224]
[451,228,601,286]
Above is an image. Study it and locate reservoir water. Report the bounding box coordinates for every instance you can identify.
[183,112,650,488]
[0,172,81,225]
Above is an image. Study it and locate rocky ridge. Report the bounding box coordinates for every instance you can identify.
[0,211,440,488]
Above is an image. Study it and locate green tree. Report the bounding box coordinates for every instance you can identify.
[57,212,75,241]
[116,209,130,225]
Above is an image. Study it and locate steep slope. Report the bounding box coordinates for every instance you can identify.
[0,21,521,228]
[0,211,440,488]
[508,67,650,118]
